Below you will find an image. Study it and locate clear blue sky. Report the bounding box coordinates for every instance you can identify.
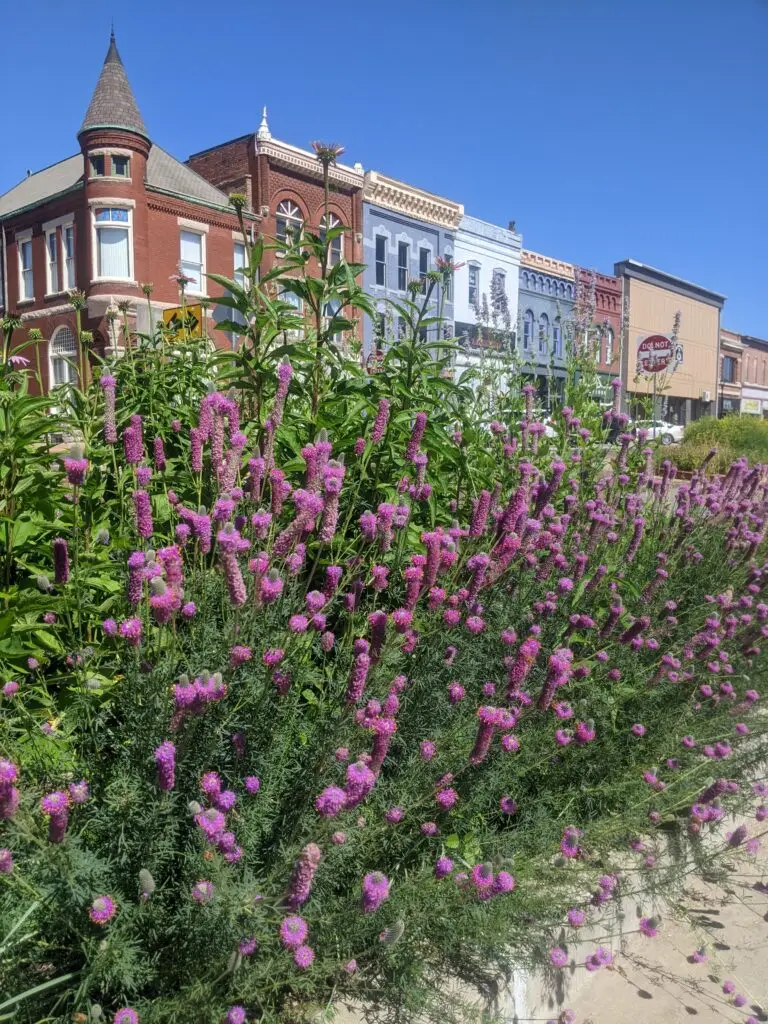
[2,0,765,335]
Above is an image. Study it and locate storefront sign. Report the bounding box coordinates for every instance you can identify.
[637,334,673,374]
[742,398,762,415]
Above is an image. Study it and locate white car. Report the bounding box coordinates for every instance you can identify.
[633,419,684,446]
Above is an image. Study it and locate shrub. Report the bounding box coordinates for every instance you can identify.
[1,260,767,1024]
[666,414,768,473]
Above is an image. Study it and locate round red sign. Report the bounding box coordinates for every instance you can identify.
[637,334,673,374]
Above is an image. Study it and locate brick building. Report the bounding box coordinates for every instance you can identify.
[0,33,249,393]
[718,327,743,415]
[187,109,364,280]
[574,266,622,381]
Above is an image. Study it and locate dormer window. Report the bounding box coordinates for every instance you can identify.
[90,154,106,177]
[111,155,130,177]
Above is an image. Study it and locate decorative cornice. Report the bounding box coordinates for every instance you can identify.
[256,139,364,190]
[363,171,463,231]
[522,249,575,280]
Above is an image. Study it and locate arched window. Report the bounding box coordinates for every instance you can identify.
[275,200,303,246]
[49,326,78,389]
[523,310,534,351]
[320,213,343,265]
[566,283,573,299]
[538,313,549,355]
[553,316,563,357]
[558,281,565,297]
[538,276,545,292]
[547,278,553,294]
[604,327,614,366]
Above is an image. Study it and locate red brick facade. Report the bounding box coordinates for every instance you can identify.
[0,39,248,395]
[575,266,622,375]
[188,128,364,276]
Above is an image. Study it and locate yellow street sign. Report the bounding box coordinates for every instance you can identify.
[162,303,203,339]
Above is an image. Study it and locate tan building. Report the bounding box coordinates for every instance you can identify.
[614,259,726,425]
[718,328,743,415]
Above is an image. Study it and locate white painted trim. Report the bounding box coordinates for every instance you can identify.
[177,216,210,234]
[87,197,136,208]
[42,214,74,234]
[90,278,139,286]
[179,227,207,297]
[88,147,134,158]
[16,229,34,303]
[91,206,134,284]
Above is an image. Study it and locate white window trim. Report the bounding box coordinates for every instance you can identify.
[179,228,207,297]
[16,229,34,303]
[48,324,78,393]
[45,226,60,297]
[90,205,134,284]
[62,222,76,291]
[177,216,210,234]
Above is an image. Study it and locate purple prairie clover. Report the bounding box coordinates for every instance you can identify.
[315,786,346,817]
[435,855,454,878]
[225,1008,247,1024]
[40,791,70,843]
[244,776,261,794]
[631,723,646,737]
[537,648,573,712]
[626,516,645,562]
[123,425,143,465]
[280,914,308,949]
[500,796,518,814]
[560,826,581,858]
[385,806,404,823]
[448,682,466,704]
[370,718,397,773]
[406,412,427,461]
[466,615,485,634]
[371,398,390,443]
[420,740,436,761]
[470,490,492,537]
[191,880,214,904]
[639,917,658,938]
[346,651,371,703]
[286,842,322,908]
[0,848,13,874]
[89,895,117,925]
[132,490,153,538]
[100,374,117,443]
[567,908,586,928]
[550,947,568,967]
[574,720,596,745]
[470,706,502,764]
[619,616,650,644]
[294,945,315,969]
[436,788,458,810]
[493,870,516,894]
[195,807,227,842]
[507,637,540,696]
[52,537,69,584]
[2,680,19,697]
[470,862,494,896]
[113,1010,139,1024]
[344,761,376,809]
[154,742,176,791]
[270,358,293,428]
[63,455,88,487]
[361,871,390,913]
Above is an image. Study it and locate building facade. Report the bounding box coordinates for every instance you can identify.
[361,171,462,354]
[739,335,768,417]
[0,34,248,393]
[187,111,364,281]
[614,259,725,425]
[453,216,521,366]
[718,328,743,415]
[574,266,622,381]
[516,249,576,402]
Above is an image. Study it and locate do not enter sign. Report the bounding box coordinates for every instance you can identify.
[637,334,673,374]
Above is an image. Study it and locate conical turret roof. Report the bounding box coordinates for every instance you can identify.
[79,32,148,140]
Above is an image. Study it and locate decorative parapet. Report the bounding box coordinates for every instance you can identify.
[522,249,575,280]
[363,171,463,231]
[255,139,365,190]
[720,328,744,351]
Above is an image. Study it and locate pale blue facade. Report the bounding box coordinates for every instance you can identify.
[362,202,455,354]
[517,262,577,402]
